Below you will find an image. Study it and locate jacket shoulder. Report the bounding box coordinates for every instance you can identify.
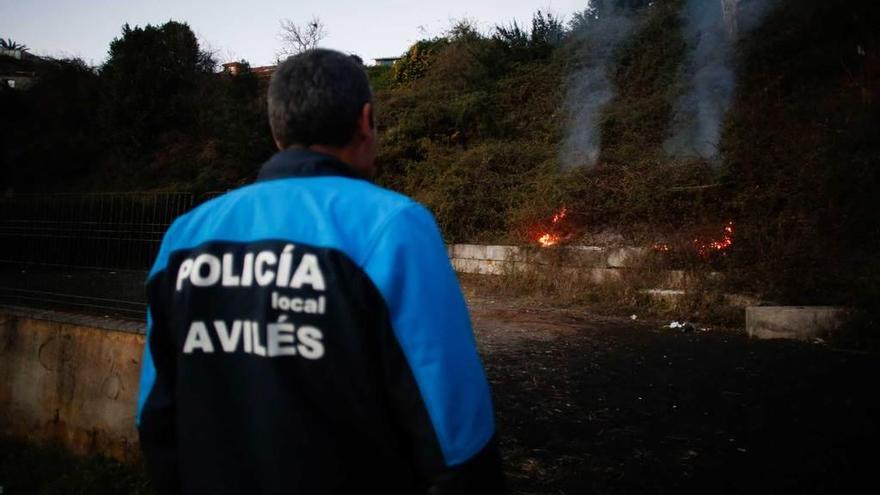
[152,177,423,275]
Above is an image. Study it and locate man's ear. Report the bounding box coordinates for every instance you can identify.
[357,103,374,138]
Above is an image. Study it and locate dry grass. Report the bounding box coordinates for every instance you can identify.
[458,253,746,329]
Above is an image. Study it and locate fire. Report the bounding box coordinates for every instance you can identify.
[694,220,735,259]
[538,233,561,247]
[651,221,735,259]
[535,206,569,247]
[551,207,568,224]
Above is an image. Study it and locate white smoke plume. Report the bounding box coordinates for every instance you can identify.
[664,0,777,162]
[559,6,635,169]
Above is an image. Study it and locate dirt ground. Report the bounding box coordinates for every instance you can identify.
[1,290,878,494]
[468,294,880,494]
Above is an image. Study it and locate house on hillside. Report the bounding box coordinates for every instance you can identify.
[221,61,245,76]
[252,65,276,79]
[373,57,401,67]
[222,61,276,80]
[0,49,46,89]
[222,53,390,79]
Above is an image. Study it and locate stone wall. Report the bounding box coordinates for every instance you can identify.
[447,244,650,275]
[0,308,144,462]
[446,243,708,292]
[746,306,848,341]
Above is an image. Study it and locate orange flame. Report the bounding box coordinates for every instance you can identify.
[694,220,735,259]
[538,233,561,247]
[551,207,568,224]
[536,206,569,247]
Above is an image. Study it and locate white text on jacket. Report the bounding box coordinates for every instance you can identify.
[183,316,324,359]
[176,244,325,291]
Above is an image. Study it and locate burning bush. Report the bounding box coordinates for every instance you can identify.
[531,206,573,247]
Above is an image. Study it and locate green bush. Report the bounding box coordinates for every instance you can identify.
[392,38,449,84]
[366,64,394,91]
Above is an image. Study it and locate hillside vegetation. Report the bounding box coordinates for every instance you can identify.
[370,0,879,314]
[1,0,877,314]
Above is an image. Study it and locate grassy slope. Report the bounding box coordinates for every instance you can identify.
[372,0,879,313]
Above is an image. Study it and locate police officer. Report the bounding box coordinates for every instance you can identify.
[136,48,504,494]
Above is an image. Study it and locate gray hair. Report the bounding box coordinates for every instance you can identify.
[268,49,372,148]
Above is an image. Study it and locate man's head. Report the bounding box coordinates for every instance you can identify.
[268,49,376,175]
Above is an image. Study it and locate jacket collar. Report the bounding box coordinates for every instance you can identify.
[255,148,367,183]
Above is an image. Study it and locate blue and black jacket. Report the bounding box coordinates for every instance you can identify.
[136,148,504,494]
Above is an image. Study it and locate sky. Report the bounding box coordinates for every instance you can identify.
[1,0,588,67]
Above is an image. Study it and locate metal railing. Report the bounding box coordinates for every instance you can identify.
[0,192,195,270]
[0,287,147,319]
[0,191,223,318]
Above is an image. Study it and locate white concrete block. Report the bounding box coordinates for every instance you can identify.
[746,306,848,341]
[606,247,649,268]
[451,258,508,275]
[452,244,488,260]
[484,245,520,261]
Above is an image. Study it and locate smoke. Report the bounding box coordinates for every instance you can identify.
[664,0,777,162]
[559,6,634,169]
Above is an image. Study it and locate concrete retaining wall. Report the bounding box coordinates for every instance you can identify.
[446,243,717,293]
[447,244,650,275]
[0,308,144,461]
[746,306,848,341]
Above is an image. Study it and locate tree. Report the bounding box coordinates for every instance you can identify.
[101,21,216,169]
[529,10,565,51]
[1,58,102,190]
[0,38,28,51]
[277,16,326,59]
[446,18,483,43]
[493,10,564,62]
[494,21,529,51]
[393,38,449,83]
[569,0,655,32]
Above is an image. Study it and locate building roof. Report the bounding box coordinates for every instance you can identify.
[252,66,276,79]
[221,62,276,79]
[0,50,47,78]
